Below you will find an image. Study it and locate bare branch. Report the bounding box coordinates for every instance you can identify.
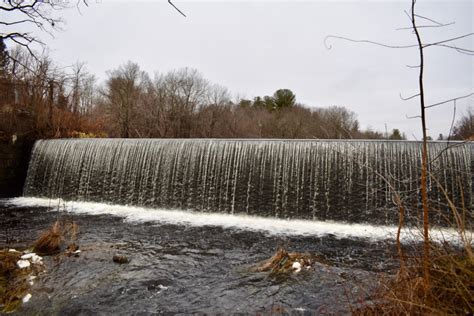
[426,100,461,166]
[406,114,422,120]
[432,44,474,55]
[414,13,445,26]
[396,21,455,30]
[447,99,457,142]
[423,33,474,49]
[0,0,78,62]
[425,93,474,109]
[168,0,186,17]
[399,92,420,101]
[324,35,417,50]
[0,19,43,28]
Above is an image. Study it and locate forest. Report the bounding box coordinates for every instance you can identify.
[4,39,472,142]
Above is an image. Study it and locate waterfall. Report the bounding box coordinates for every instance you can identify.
[24,139,473,225]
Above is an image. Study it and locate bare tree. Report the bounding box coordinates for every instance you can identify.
[452,106,474,140]
[161,68,208,137]
[325,0,473,290]
[104,61,149,138]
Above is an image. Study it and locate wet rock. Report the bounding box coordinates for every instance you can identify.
[22,293,32,303]
[292,261,302,273]
[17,259,31,269]
[21,253,43,264]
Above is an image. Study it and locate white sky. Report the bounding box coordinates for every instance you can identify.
[29,1,474,138]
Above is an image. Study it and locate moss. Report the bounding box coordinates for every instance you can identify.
[0,250,29,313]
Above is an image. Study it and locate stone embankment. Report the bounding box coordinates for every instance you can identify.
[0,136,33,198]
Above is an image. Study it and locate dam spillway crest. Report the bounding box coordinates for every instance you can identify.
[23,139,472,225]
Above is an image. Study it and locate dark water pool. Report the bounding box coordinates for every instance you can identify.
[0,202,400,315]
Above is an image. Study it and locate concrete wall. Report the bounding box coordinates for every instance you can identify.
[0,137,34,198]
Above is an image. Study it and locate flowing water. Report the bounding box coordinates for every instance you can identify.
[24,139,473,225]
[1,200,400,315]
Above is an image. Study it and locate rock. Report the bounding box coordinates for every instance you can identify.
[21,253,35,260]
[30,254,43,264]
[113,255,129,264]
[21,252,43,264]
[292,261,302,273]
[17,259,31,269]
[22,293,32,303]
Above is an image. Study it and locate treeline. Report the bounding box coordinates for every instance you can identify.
[99,62,388,139]
[1,43,472,141]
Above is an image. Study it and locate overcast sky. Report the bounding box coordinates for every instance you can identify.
[35,0,474,139]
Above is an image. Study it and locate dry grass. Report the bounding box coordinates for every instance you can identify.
[352,168,474,315]
[33,220,64,255]
[354,238,473,315]
[33,219,80,256]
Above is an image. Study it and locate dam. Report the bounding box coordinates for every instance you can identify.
[23,139,473,225]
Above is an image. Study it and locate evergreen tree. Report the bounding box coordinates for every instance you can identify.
[389,128,405,140]
[272,89,296,109]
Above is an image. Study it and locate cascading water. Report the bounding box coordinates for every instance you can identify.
[23,139,472,225]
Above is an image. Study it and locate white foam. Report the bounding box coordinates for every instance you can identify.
[5,197,468,243]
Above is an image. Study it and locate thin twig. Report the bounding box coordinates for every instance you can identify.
[396,22,455,30]
[425,93,474,109]
[168,0,186,17]
[324,35,417,50]
[400,92,420,101]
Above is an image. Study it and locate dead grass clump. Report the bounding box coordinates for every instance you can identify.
[33,219,80,256]
[354,243,474,315]
[112,255,129,264]
[251,247,325,275]
[33,220,64,255]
